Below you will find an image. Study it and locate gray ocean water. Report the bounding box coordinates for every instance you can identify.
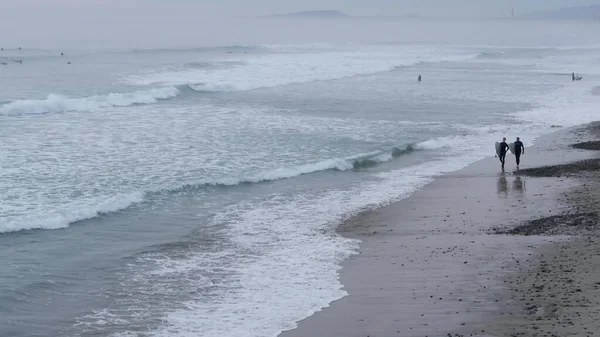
[1,21,600,337]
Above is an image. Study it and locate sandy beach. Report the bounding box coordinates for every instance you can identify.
[279,122,600,337]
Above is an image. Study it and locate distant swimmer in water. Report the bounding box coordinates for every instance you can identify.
[572,72,583,81]
[1,62,7,65]
[572,72,575,81]
[61,52,64,56]
[18,47,21,50]
[418,74,422,82]
[67,61,71,64]
[13,59,22,63]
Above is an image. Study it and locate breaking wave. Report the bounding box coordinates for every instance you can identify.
[0,192,144,233]
[0,144,419,233]
[0,87,180,116]
[126,51,480,92]
[130,45,266,54]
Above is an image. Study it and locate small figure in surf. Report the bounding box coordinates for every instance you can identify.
[498,137,509,170]
[418,74,422,82]
[514,137,524,169]
[572,72,576,81]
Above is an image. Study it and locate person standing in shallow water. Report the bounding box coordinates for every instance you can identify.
[514,137,524,169]
[418,74,422,82]
[498,137,509,170]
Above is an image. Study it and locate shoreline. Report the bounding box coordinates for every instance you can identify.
[279,122,600,337]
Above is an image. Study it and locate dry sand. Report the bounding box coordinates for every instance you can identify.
[279,122,600,337]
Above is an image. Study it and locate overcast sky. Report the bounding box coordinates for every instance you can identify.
[0,1,599,48]
[2,0,600,17]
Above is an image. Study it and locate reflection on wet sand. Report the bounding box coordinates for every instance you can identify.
[497,175,526,195]
[497,174,508,195]
[512,176,526,192]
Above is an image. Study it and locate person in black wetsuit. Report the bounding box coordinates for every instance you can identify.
[514,137,524,169]
[498,137,509,170]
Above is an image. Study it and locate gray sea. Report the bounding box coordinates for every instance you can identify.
[1,20,600,337]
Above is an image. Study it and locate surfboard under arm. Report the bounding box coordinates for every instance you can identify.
[508,142,515,154]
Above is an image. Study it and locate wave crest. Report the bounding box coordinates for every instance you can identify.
[0,145,419,233]
[0,192,144,233]
[0,87,180,116]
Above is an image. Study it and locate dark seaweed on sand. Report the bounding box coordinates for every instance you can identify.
[516,158,600,177]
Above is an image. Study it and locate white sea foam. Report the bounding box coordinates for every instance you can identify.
[0,87,179,116]
[113,157,482,337]
[512,80,600,127]
[125,47,478,92]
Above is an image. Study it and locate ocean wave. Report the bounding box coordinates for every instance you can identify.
[0,192,143,233]
[0,145,418,233]
[476,51,506,59]
[175,145,417,190]
[352,144,415,168]
[126,51,480,92]
[2,48,480,115]
[0,87,180,116]
[130,45,266,54]
[163,60,247,72]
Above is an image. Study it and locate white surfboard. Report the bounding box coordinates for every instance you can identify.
[508,142,516,154]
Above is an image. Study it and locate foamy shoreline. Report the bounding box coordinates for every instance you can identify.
[279,122,600,337]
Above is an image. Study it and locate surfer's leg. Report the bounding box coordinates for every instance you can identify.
[516,154,520,166]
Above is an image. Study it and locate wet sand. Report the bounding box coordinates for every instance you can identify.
[279,123,600,337]
[485,123,600,337]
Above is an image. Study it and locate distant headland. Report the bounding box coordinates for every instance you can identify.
[520,5,600,20]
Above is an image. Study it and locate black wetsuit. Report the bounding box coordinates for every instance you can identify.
[514,140,524,166]
[499,141,509,169]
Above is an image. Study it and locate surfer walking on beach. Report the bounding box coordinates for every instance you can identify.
[498,137,509,170]
[514,137,524,169]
